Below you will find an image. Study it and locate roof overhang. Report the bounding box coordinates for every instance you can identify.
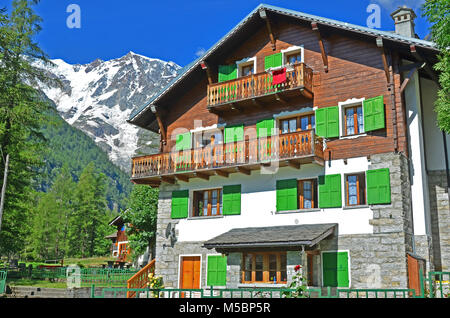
[202,223,337,251]
[128,4,440,131]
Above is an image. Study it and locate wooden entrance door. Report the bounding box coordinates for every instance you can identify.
[407,254,425,297]
[180,256,201,290]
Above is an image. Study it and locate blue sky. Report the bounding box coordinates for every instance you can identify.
[8,0,432,66]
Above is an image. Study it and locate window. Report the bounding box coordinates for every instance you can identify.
[276,178,318,212]
[242,252,287,284]
[345,173,366,206]
[298,179,318,209]
[241,64,253,77]
[285,51,302,65]
[343,105,364,136]
[279,114,315,134]
[237,58,256,77]
[193,189,222,217]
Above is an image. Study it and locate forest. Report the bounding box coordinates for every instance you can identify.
[0,0,157,263]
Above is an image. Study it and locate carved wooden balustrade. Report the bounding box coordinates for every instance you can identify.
[207,63,313,107]
[131,130,323,181]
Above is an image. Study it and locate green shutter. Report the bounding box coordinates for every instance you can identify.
[276,179,298,211]
[363,95,385,132]
[256,118,274,138]
[318,174,342,208]
[224,125,244,143]
[218,64,238,82]
[264,53,283,70]
[218,65,228,83]
[207,255,227,286]
[171,190,189,219]
[228,64,237,81]
[175,132,192,151]
[366,168,391,204]
[322,251,349,287]
[223,185,241,215]
[315,106,339,138]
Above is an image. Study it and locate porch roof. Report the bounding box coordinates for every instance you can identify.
[202,223,337,250]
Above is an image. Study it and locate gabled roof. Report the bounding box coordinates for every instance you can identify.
[128,3,439,128]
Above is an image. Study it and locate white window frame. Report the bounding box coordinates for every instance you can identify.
[236,57,257,77]
[338,97,366,139]
[320,250,351,288]
[281,45,304,66]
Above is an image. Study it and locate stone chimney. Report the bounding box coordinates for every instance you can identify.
[390,6,417,38]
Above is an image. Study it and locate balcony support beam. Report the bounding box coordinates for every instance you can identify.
[376,37,391,84]
[200,60,214,85]
[236,167,251,175]
[160,176,176,184]
[275,93,287,104]
[301,88,313,100]
[215,170,229,178]
[150,105,167,150]
[194,172,210,181]
[175,174,190,183]
[409,45,440,86]
[311,23,328,72]
[260,9,276,51]
[287,160,301,170]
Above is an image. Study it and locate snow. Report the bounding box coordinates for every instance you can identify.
[31,52,181,171]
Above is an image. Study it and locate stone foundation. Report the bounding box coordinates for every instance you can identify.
[428,170,450,271]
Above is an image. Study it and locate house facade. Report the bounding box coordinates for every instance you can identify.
[106,215,130,263]
[128,4,448,291]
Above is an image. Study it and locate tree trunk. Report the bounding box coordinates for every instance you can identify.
[0,153,10,231]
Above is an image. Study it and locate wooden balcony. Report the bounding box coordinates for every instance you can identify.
[131,130,324,186]
[207,63,313,112]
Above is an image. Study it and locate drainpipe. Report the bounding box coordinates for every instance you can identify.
[443,131,450,200]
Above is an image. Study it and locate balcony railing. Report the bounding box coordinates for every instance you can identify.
[207,63,313,107]
[131,130,323,181]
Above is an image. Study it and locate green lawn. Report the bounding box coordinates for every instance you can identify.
[63,256,115,267]
[7,277,68,289]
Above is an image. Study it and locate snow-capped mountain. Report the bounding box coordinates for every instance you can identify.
[32,52,181,171]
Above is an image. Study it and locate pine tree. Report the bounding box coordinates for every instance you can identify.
[68,163,111,258]
[0,0,56,258]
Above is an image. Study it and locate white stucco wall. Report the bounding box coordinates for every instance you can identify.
[175,156,374,242]
[420,77,450,171]
[403,69,431,236]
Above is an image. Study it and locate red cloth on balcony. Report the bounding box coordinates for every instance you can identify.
[272,67,287,85]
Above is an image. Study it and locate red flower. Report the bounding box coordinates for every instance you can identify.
[294,265,302,271]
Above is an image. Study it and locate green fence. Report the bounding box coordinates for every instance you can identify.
[90,286,421,299]
[4,267,138,288]
[0,271,6,294]
[427,271,450,298]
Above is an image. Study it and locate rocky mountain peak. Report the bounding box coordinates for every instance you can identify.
[32,52,181,171]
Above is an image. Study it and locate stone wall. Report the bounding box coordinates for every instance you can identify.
[428,170,450,271]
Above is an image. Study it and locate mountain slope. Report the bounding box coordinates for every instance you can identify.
[37,105,133,211]
[32,52,181,171]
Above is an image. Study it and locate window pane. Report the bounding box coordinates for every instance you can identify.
[348,175,358,205]
[346,108,355,135]
[211,190,218,215]
[289,119,297,132]
[300,116,309,130]
[357,106,364,133]
[281,120,289,134]
[203,191,209,216]
[255,271,263,282]
[255,255,263,271]
[280,254,287,282]
[304,181,312,209]
[311,115,315,129]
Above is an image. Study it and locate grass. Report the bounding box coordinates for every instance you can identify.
[6,277,68,289]
[63,256,116,267]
